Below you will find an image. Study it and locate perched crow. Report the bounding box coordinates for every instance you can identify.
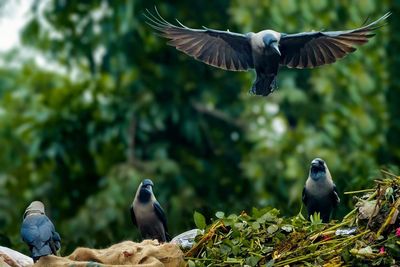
[130,179,170,242]
[20,201,61,262]
[145,9,390,96]
[302,158,340,223]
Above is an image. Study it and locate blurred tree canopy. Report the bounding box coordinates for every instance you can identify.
[0,0,398,256]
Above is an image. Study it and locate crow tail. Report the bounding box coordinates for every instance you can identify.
[49,240,57,255]
[250,74,277,96]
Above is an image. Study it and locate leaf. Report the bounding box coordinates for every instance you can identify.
[267,224,279,234]
[252,222,260,230]
[193,211,206,230]
[281,224,293,232]
[215,211,225,219]
[352,246,373,256]
[262,247,274,253]
[310,212,322,226]
[245,255,261,266]
[266,259,275,267]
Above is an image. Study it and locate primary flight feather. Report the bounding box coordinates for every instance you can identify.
[145,9,390,96]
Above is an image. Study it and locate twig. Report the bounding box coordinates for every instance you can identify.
[376,197,400,237]
[344,189,375,195]
[380,169,399,178]
[185,221,224,257]
[274,230,370,266]
[309,219,351,241]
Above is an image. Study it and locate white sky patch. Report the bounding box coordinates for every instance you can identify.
[0,0,32,52]
[37,0,63,40]
[0,0,78,80]
[33,52,66,75]
[0,0,97,84]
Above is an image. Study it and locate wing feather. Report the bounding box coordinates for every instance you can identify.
[153,202,168,233]
[145,8,254,71]
[332,184,341,206]
[314,45,325,65]
[307,44,317,66]
[302,187,307,204]
[318,40,336,63]
[280,12,390,68]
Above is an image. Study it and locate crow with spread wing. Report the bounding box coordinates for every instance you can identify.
[145,9,390,96]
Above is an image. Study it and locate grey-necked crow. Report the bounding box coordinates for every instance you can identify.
[21,201,61,262]
[302,158,340,223]
[130,179,170,242]
[145,9,390,96]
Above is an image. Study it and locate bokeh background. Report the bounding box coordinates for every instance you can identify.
[0,0,399,256]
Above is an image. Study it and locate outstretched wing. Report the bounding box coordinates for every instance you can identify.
[279,12,391,68]
[144,8,254,71]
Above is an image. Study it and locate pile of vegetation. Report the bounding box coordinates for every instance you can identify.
[184,171,400,266]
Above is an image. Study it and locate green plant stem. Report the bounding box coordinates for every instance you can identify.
[249,251,264,257]
[185,257,220,262]
[344,189,375,194]
[309,219,351,241]
[372,235,397,247]
[377,197,400,236]
[274,230,370,266]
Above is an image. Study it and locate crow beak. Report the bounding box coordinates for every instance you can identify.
[271,42,281,56]
[311,162,319,168]
[311,160,323,168]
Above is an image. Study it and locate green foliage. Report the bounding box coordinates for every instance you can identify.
[309,212,323,231]
[189,207,283,266]
[193,211,206,230]
[0,0,398,257]
[186,173,400,266]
